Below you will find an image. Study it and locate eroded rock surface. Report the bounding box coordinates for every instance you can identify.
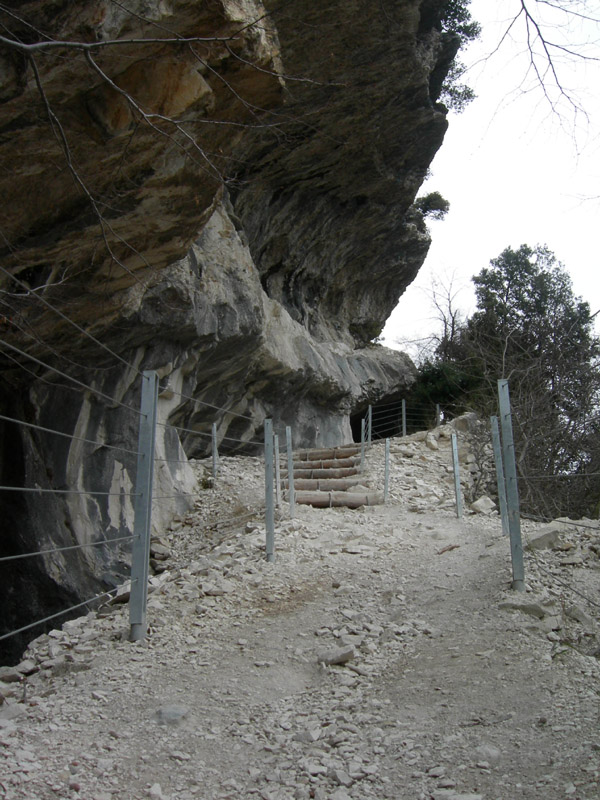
[0,1,457,656]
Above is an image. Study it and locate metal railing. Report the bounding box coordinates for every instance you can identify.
[0,345,298,655]
[359,399,443,447]
[11,298,596,663]
[0,243,284,657]
[491,378,600,623]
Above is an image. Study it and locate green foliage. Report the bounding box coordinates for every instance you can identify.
[438,2,479,112]
[439,61,476,112]
[466,246,600,517]
[408,358,481,427]
[413,244,600,518]
[468,245,598,408]
[414,191,450,220]
[440,0,482,43]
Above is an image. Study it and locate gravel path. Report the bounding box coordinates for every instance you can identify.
[1,429,599,800]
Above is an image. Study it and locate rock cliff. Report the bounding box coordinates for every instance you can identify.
[0,0,458,660]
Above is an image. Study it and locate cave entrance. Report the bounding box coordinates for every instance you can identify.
[350,398,405,442]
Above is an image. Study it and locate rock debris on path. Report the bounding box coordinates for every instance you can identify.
[1,423,599,800]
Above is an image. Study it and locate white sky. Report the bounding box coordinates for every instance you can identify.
[381,0,600,355]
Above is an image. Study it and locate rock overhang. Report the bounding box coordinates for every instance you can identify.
[0,0,461,658]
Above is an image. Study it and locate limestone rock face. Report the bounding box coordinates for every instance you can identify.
[236,0,451,343]
[0,0,458,659]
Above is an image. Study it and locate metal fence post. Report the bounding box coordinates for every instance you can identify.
[435,403,441,427]
[212,422,218,481]
[129,370,158,642]
[490,415,509,536]
[367,405,373,446]
[402,398,407,437]
[360,418,365,471]
[274,433,282,509]
[384,438,390,503]
[264,419,275,562]
[497,380,525,591]
[451,431,463,519]
[286,425,295,518]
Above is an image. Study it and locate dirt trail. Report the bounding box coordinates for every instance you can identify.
[1,430,599,800]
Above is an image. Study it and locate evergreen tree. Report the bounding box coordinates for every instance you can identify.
[415,245,600,518]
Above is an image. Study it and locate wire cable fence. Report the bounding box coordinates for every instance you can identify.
[153,389,300,562]
[0,535,136,564]
[515,470,600,523]
[0,587,123,644]
[358,398,445,449]
[519,513,600,617]
[0,266,485,657]
[490,379,600,622]
[0,334,287,658]
[521,514,600,534]
[0,356,151,659]
[0,337,144,416]
[0,326,494,661]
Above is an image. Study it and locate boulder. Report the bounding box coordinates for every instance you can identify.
[525,527,562,551]
[425,434,439,451]
[499,598,558,619]
[317,646,355,666]
[451,413,479,433]
[470,496,496,515]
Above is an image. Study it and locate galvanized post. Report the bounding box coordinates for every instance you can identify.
[368,405,373,446]
[497,380,525,591]
[274,433,282,509]
[264,419,275,562]
[451,431,463,519]
[211,422,218,481]
[360,418,365,471]
[435,404,441,427]
[402,398,407,437]
[286,425,295,519]
[490,415,509,536]
[129,370,158,642]
[384,438,390,503]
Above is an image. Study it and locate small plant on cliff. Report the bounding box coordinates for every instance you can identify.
[440,62,476,112]
[439,1,480,112]
[440,0,481,43]
[414,191,450,220]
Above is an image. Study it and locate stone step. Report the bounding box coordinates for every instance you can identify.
[285,477,368,491]
[295,490,383,509]
[289,457,360,470]
[294,445,361,461]
[292,467,360,480]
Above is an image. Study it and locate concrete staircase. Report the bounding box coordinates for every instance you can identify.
[283,445,383,509]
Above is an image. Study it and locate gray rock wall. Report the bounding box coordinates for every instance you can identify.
[0,0,456,659]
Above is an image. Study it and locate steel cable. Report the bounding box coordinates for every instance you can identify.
[0,485,139,497]
[0,265,143,374]
[159,420,263,447]
[0,412,140,456]
[521,513,600,533]
[517,472,600,480]
[160,386,255,421]
[0,585,126,643]
[0,535,136,563]
[0,338,143,416]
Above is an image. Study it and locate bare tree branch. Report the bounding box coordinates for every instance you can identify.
[465,1,599,124]
[0,33,240,53]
